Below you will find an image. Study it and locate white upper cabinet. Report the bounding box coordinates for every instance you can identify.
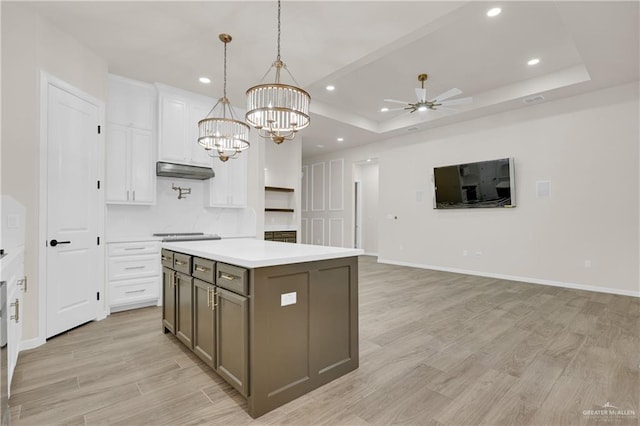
[205,150,248,208]
[106,123,155,204]
[157,83,214,168]
[107,75,156,130]
[106,75,156,205]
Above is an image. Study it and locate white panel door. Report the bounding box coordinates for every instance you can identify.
[159,96,187,163]
[46,84,100,338]
[105,123,129,203]
[130,128,154,203]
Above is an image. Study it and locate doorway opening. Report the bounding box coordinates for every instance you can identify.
[352,160,379,255]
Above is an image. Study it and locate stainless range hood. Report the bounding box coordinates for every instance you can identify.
[156,162,215,180]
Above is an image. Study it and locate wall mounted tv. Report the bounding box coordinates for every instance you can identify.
[433,157,515,209]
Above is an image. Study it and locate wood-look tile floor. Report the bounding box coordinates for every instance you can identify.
[10,256,640,425]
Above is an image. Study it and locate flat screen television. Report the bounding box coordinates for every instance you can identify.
[433,157,515,209]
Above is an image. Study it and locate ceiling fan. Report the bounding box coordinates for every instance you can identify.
[384,73,472,114]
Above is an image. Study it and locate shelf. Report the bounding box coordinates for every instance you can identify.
[265,208,294,213]
[265,186,294,193]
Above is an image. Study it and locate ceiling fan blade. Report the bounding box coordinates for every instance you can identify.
[429,87,462,102]
[439,97,473,106]
[415,88,426,102]
[384,98,411,105]
[383,107,407,112]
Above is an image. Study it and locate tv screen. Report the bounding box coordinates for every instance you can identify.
[433,157,515,209]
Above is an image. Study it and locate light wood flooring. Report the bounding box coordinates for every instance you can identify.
[10,256,640,425]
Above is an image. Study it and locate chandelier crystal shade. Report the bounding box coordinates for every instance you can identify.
[245,0,310,144]
[198,34,250,162]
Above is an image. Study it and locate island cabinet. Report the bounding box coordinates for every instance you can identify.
[161,239,360,418]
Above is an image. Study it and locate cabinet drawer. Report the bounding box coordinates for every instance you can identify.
[216,263,248,296]
[109,276,159,307]
[108,241,160,256]
[109,254,160,281]
[264,231,274,241]
[193,257,215,284]
[161,249,174,268]
[173,253,192,275]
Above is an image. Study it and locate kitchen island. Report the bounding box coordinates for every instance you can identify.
[160,239,362,418]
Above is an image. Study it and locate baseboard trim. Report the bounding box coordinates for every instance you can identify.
[377,258,640,298]
[19,336,46,352]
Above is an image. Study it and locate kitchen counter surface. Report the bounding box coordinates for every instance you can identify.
[162,238,363,268]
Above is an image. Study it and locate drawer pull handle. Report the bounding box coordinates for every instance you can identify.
[175,260,186,266]
[125,289,146,294]
[161,256,170,261]
[124,247,145,251]
[10,299,19,322]
[125,266,146,270]
[195,266,210,273]
[220,273,236,281]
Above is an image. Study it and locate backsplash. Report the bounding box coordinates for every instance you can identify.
[106,177,256,241]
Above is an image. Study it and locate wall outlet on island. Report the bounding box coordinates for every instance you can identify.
[281,292,297,307]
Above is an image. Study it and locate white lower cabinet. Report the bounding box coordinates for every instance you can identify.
[1,250,25,396]
[108,241,161,312]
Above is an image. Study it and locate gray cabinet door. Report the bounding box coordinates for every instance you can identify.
[175,272,193,347]
[193,279,216,368]
[162,267,176,334]
[217,288,248,397]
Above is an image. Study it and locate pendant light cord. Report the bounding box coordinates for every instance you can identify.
[223,39,228,98]
[276,0,281,62]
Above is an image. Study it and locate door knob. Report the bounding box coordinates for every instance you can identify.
[50,239,71,247]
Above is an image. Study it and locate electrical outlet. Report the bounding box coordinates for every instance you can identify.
[463,250,469,257]
[280,292,297,307]
[584,260,591,268]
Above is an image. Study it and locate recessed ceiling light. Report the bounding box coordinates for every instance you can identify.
[316,144,324,148]
[199,77,211,84]
[487,7,501,17]
[366,158,372,162]
[527,58,540,66]
[380,107,389,112]
[337,137,344,142]
[325,85,335,91]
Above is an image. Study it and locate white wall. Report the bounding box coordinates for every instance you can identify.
[1,3,109,341]
[303,82,639,296]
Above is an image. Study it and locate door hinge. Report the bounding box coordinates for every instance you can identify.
[97,236,100,246]
[97,292,100,301]
[97,125,101,134]
[97,180,101,189]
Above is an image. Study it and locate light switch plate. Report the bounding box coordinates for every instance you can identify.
[281,292,297,307]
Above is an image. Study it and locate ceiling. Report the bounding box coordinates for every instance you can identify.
[26,1,639,158]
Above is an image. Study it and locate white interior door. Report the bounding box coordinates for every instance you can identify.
[46,83,100,338]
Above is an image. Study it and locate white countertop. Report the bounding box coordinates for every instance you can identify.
[162,239,363,268]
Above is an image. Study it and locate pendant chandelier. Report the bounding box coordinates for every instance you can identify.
[245,0,310,144]
[198,34,250,162]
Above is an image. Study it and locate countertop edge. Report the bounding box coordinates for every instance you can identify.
[161,241,364,269]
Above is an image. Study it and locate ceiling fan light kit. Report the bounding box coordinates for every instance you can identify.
[197,33,250,162]
[245,0,311,144]
[383,72,473,115]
